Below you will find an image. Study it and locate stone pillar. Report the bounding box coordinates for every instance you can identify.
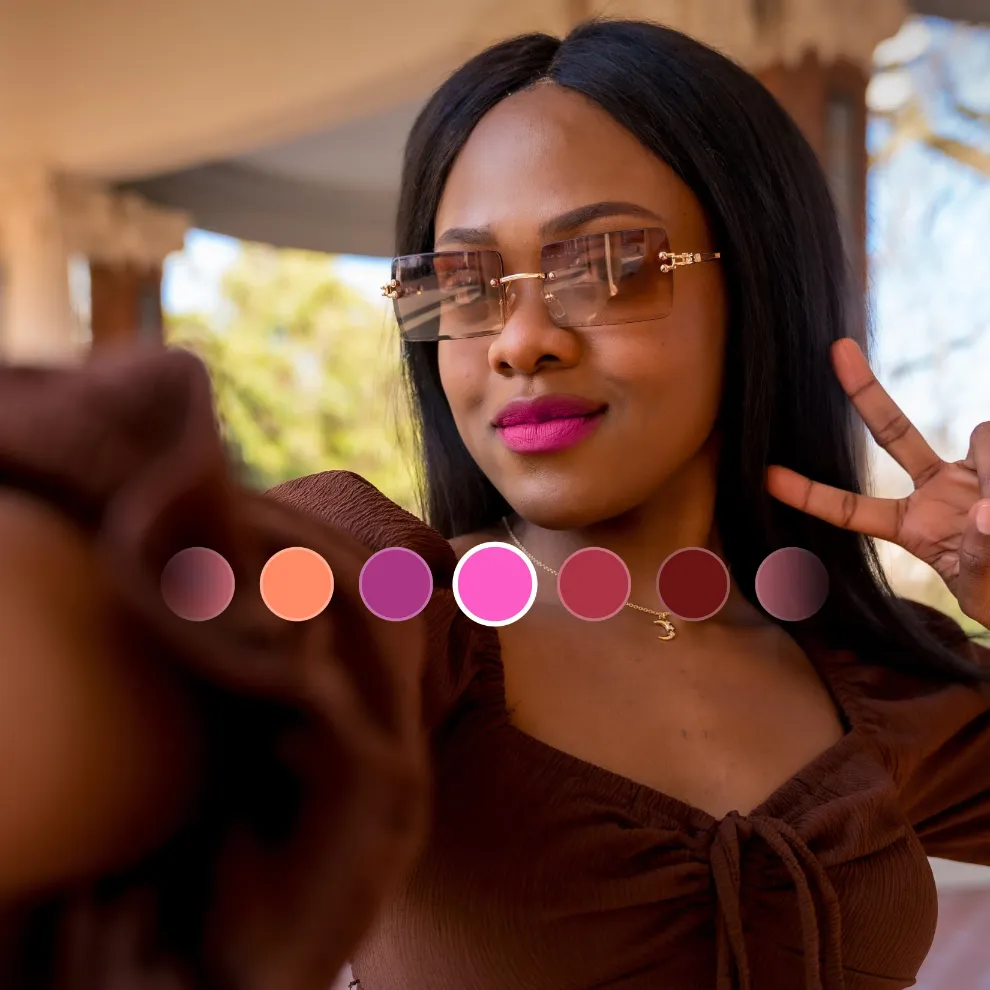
[89,263,165,350]
[0,164,80,364]
[0,172,189,362]
[612,0,909,320]
[58,178,190,354]
[756,54,869,307]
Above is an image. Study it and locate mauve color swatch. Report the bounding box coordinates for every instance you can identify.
[161,547,235,622]
[755,547,829,621]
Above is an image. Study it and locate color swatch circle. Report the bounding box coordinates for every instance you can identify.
[557,547,631,621]
[360,547,433,621]
[161,547,235,622]
[656,547,730,621]
[452,542,537,627]
[755,547,829,621]
[260,546,334,621]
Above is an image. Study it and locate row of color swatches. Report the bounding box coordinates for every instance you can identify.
[161,543,828,625]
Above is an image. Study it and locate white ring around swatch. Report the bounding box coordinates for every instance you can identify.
[452,541,539,627]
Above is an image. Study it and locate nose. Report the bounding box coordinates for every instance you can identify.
[487,277,581,376]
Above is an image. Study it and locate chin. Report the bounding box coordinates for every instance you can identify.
[495,472,655,531]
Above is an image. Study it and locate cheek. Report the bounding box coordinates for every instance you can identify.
[603,292,727,425]
[664,283,728,420]
[437,341,489,426]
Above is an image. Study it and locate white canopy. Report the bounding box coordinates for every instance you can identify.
[114,0,988,257]
[0,0,983,358]
[4,0,957,257]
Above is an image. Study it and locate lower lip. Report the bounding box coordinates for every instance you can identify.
[496,412,605,453]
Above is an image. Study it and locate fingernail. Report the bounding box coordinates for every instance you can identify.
[978,500,990,536]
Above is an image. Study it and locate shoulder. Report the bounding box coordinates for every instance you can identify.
[266,471,457,580]
[265,472,500,732]
[827,600,989,770]
[850,604,990,858]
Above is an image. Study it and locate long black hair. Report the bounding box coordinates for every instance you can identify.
[396,18,987,683]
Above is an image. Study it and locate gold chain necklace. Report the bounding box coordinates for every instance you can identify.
[501,517,677,641]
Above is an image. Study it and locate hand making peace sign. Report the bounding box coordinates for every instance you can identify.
[766,337,990,629]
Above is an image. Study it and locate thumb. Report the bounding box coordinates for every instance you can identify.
[957,498,990,627]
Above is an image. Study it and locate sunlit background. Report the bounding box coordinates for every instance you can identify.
[158,16,990,645]
[153,24,990,979]
[3,5,987,986]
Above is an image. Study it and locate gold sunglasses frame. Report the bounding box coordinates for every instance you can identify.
[380,234,722,337]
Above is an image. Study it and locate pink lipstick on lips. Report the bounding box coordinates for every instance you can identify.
[493,395,607,454]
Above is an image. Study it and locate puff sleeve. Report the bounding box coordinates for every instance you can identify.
[0,346,471,990]
[895,608,990,865]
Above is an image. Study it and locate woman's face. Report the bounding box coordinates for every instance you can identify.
[435,84,728,530]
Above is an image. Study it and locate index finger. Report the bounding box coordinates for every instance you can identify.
[767,465,902,542]
[831,338,942,486]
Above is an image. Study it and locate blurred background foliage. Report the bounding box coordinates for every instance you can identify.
[166,245,419,511]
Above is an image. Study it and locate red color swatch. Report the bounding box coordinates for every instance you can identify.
[656,547,730,621]
[557,547,631,621]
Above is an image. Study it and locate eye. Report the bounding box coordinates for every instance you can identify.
[434,258,487,302]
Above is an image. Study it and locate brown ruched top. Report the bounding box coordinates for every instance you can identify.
[279,477,990,990]
[0,349,988,990]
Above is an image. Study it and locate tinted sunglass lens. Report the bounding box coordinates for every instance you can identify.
[540,228,673,327]
[391,251,503,341]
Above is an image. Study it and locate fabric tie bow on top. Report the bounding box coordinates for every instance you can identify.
[710,811,845,990]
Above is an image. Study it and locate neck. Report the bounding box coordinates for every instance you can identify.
[508,441,761,628]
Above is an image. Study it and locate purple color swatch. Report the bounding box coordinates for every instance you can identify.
[359,547,434,621]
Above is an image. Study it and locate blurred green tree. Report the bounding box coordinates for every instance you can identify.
[166,244,419,512]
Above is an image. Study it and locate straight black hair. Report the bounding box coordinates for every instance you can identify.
[395,18,987,682]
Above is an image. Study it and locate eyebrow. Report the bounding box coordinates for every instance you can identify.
[433,201,666,249]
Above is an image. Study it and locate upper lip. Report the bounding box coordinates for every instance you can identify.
[492,395,607,427]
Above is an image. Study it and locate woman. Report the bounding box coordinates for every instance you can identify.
[0,18,988,990]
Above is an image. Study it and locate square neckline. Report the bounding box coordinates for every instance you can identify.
[479,623,864,832]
